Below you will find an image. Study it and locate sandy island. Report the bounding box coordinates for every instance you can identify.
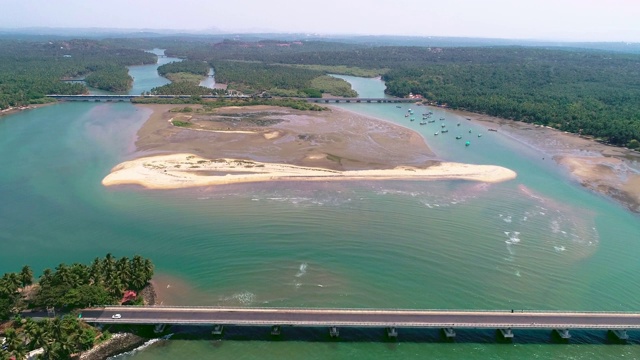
[103,153,517,189]
[102,104,516,189]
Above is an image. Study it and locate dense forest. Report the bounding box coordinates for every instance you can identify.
[156,40,640,147]
[84,64,133,92]
[0,39,156,109]
[211,60,357,97]
[157,60,209,77]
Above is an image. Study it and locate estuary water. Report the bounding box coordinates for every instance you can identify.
[1,63,640,359]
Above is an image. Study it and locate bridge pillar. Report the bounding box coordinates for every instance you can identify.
[554,328,571,339]
[499,328,514,339]
[386,327,398,338]
[329,326,339,338]
[271,325,281,336]
[610,329,629,341]
[212,325,224,336]
[153,324,166,334]
[442,327,456,339]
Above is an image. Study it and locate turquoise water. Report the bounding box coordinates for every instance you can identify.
[1,64,640,359]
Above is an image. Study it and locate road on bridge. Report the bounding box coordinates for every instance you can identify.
[80,307,640,329]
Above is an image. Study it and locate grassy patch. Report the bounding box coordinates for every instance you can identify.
[165,72,205,86]
[310,76,357,97]
[171,120,191,127]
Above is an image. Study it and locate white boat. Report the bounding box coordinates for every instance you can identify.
[434,132,439,136]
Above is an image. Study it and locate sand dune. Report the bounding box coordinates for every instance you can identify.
[102,153,517,190]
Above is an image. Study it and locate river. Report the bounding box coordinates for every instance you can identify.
[1,60,640,359]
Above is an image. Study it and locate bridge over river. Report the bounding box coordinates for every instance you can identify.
[46,95,417,104]
[80,306,639,341]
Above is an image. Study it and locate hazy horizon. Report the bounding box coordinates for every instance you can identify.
[3,0,640,42]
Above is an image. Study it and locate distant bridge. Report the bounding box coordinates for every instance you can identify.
[46,95,418,104]
[80,306,638,341]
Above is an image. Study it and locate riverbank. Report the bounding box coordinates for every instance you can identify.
[0,102,55,118]
[452,109,640,213]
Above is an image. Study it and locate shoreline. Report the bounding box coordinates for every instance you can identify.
[102,154,516,189]
[448,108,640,213]
[0,102,55,117]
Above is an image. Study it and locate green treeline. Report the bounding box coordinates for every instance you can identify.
[1,316,101,360]
[211,61,357,97]
[0,39,156,109]
[149,82,217,95]
[157,60,209,77]
[0,254,153,359]
[85,65,133,92]
[1,254,154,321]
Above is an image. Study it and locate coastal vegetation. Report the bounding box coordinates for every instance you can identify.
[157,60,209,78]
[0,39,156,109]
[84,65,133,92]
[0,254,154,359]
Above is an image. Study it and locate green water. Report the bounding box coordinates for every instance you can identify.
[1,64,640,359]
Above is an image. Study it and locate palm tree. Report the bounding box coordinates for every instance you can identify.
[19,265,33,288]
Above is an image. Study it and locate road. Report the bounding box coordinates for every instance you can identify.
[79,307,640,329]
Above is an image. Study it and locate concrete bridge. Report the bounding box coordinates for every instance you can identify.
[46,95,418,104]
[80,306,638,341]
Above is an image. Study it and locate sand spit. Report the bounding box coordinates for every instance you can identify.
[103,154,517,190]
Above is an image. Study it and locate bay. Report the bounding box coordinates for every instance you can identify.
[0,62,639,359]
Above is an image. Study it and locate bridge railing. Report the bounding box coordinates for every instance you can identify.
[90,305,640,315]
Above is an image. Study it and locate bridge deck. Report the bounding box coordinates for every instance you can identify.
[81,307,640,329]
[46,95,417,103]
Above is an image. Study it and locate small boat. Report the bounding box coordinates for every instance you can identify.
[410,118,415,121]
[419,121,427,125]
[457,123,461,126]
[488,128,498,132]
[441,129,449,133]
[441,124,446,128]
[465,141,471,146]
[478,134,482,137]
[428,120,435,123]
[405,114,409,117]
[396,105,402,108]
[456,135,462,139]
[469,129,472,133]
[434,132,439,136]
[440,117,445,121]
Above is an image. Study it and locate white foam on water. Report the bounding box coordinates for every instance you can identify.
[503,215,512,223]
[296,263,308,277]
[505,231,521,245]
[554,246,566,252]
[108,334,174,359]
[515,270,521,277]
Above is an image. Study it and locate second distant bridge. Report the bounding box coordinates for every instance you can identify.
[46,95,417,104]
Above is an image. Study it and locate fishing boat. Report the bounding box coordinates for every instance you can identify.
[441,129,449,133]
[440,117,445,121]
[478,134,482,137]
[457,123,461,126]
[428,120,435,123]
[405,114,409,117]
[441,124,446,128]
[465,141,471,146]
[469,129,472,133]
[419,121,427,125]
[488,128,498,132]
[456,135,462,139]
[396,105,402,108]
[410,118,415,121]
[434,132,439,136]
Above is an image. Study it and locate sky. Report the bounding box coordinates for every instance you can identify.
[2,0,640,42]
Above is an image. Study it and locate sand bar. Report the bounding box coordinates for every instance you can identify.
[102,153,517,190]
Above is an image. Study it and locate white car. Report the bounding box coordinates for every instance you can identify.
[112,314,122,319]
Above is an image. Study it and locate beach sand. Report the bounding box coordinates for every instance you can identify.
[451,109,640,213]
[102,153,517,189]
[102,104,517,189]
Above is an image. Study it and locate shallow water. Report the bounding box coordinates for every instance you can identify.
[1,63,639,360]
